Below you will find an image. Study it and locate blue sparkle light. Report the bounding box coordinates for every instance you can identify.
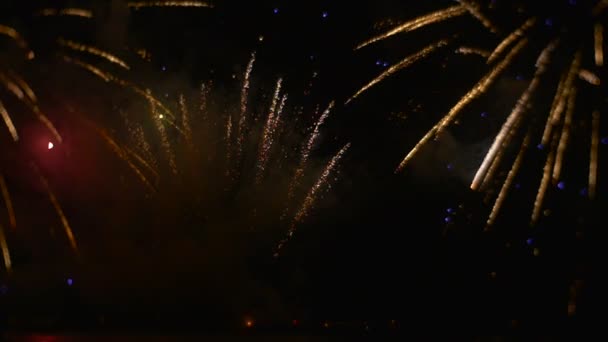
[579,187,588,196]
[67,278,73,286]
[446,208,454,213]
[447,163,454,170]
[383,62,389,67]
[273,8,279,14]
[515,183,521,189]
[545,18,553,26]
[375,60,381,66]
[537,143,544,150]
[516,74,524,81]
[601,137,608,145]
[557,181,566,190]
[444,216,452,223]
[526,238,534,245]
[480,111,488,118]
[569,0,577,5]
[161,66,166,71]
[322,11,328,18]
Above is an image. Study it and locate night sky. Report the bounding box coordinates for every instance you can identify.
[1,0,607,334]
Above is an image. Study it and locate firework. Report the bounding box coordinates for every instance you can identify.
[37,8,93,19]
[58,38,131,70]
[127,1,213,10]
[354,1,607,229]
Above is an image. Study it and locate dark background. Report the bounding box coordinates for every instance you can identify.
[1,0,607,334]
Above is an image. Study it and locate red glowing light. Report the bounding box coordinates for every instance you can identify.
[47,142,54,150]
[245,320,253,328]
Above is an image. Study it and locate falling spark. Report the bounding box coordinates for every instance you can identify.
[541,54,580,146]
[589,110,599,199]
[94,124,156,191]
[256,78,284,182]
[0,73,25,100]
[456,0,498,33]
[396,38,527,172]
[0,223,11,274]
[0,101,18,141]
[36,168,79,255]
[37,8,93,18]
[346,39,448,104]
[149,97,178,174]
[6,70,37,104]
[472,41,557,190]
[275,143,350,257]
[58,38,130,70]
[355,5,465,50]
[487,17,536,64]
[595,23,604,66]
[225,114,233,170]
[531,134,559,226]
[288,102,334,199]
[61,55,175,118]
[0,174,16,230]
[199,81,211,122]
[552,87,577,183]
[0,24,34,59]
[127,1,213,9]
[486,134,530,228]
[578,69,600,85]
[235,53,256,165]
[456,46,490,57]
[179,94,193,143]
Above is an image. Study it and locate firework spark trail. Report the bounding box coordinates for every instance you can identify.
[456,0,498,33]
[0,24,34,59]
[58,38,130,70]
[0,223,11,274]
[149,98,178,175]
[127,1,213,9]
[0,73,25,100]
[589,110,600,199]
[0,100,18,141]
[7,70,37,104]
[128,123,158,169]
[37,8,93,18]
[595,23,604,67]
[531,133,559,226]
[199,81,211,123]
[1,72,62,142]
[274,143,350,258]
[225,114,233,172]
[355,5,465,50]
[396,38,527,173]
[35,168,79,256]
[235,53,256,166]
[578,69,600,85]
[472,41,557,190]
[456,46,490,57]
[0,174,16,231]
[346,40,448,104]
[256,78,283,182]
[541,54,580,146]
[552,87,577,183]
[124,146,160,181]
[486,133,530,229]
[288,102,334,200]
[61,55,175,119]
[487,17,536,64]
[95,125,156,191]
[179,94,193,144]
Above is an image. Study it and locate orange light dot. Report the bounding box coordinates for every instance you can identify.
[245,320,253,328]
